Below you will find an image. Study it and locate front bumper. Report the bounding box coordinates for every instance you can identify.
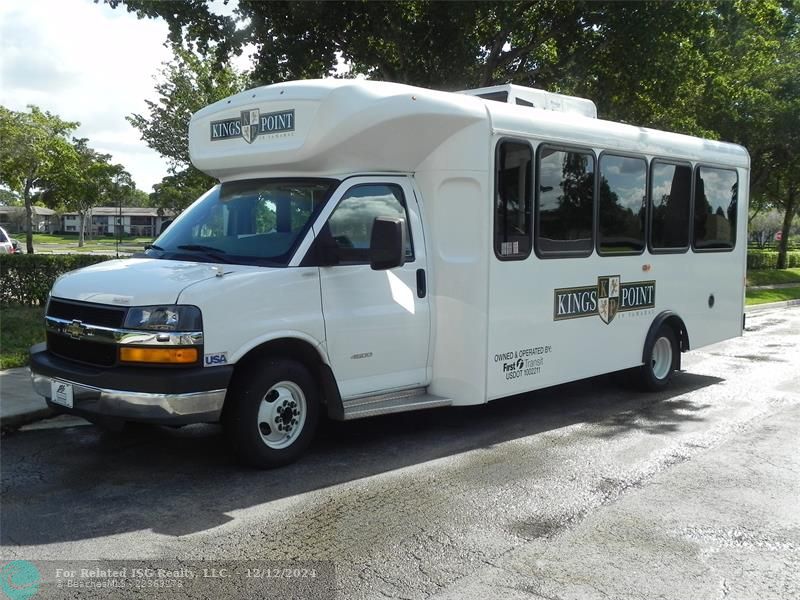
[30,343,233,425]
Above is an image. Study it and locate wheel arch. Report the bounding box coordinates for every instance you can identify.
[228,336,343,420]
[642,311,690,369]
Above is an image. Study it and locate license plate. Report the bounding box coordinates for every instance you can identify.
[51,380,74,408]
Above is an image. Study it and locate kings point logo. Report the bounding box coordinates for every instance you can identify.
[554,276,655,324]
[210,108,295,144]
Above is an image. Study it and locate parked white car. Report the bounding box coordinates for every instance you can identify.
[0,226,16,254]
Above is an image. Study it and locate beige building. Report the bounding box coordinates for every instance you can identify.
[0,205,58,233]
[61,207,173,237]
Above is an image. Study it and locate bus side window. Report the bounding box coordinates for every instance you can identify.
[650,161,691,252]
[536,145,595,257]
[598,154,647,255]
[494,140,532,260]
[693,166,738,251]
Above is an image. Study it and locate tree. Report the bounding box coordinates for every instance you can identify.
[149,167,213,216]
[122,48,247,215]
[127,48,248,171]
[117,186,150,208]
[691,1,800,267]
[0,188,22,206]
[38,139,134,246]
[0,106,79,253]
[124,48,245,215]
[749,209,783,248]
[105,1,716,110]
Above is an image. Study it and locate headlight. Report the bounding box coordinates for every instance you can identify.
[123,305,202,331]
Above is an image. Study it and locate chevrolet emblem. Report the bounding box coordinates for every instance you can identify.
[65,320,87,339]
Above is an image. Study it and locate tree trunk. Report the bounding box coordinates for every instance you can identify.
[776,188,797,269]
[78,211,86,247]
[23,178,34,254]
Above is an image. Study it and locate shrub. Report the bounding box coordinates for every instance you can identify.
[0,254,114,306]
[747,249,800,270]
[748,250,777,269]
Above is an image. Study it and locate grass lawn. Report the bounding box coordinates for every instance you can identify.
[0,306,45,369]
[27,233,152,255]
[30,233,79,244]
[31,233,154,245]
[746,268,800,287]
[745,286,800,306]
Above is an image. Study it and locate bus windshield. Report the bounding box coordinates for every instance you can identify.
[148,178,337,266]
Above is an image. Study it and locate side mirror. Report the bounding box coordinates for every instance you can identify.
[370,217,405,271]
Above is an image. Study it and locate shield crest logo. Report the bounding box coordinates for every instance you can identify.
[240,109,260,144]
[597,275,620,324]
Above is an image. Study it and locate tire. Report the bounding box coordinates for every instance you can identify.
[223,359,320,468]
[638,326,679,392]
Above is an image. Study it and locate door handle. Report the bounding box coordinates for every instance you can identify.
[416,268,427,298]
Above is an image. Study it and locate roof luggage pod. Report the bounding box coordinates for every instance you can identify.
[459,84,597,119]
[189,79,487,179]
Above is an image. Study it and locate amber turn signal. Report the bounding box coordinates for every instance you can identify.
[119,347,198,364]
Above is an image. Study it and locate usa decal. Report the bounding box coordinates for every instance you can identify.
[204,352,229,367]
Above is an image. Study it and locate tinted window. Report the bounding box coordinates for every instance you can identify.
[650,161,691,250]
[151,179,335,266]
[478,91,509,103]
[536,146,595,256]
[326,184,413,264]
[694,167,738,250]
[598,154,646,254]
[495,141,532,259]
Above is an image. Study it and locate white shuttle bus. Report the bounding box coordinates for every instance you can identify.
[31,80,748,467]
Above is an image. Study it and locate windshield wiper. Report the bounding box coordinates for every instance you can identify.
[145,243,165,251]
[175,244,231,263]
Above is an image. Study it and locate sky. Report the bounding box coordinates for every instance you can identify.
[0,0,247,194]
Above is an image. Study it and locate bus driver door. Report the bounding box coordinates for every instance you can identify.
[306,177,431,400]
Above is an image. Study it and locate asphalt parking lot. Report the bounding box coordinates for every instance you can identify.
[1,306,798,600]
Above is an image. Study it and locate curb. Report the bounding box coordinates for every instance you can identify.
[745,299,800,314]
[0,366,55,431]
[0,406,57,431]
[747,283,800,290]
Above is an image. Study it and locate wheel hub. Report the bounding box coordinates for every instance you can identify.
[651,336,673,380]
[256,381,306,450]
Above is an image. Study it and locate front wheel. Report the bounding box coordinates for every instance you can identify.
[638,326,679,392]
[223,359,320,468]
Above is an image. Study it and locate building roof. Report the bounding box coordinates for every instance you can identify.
[0,205,56,216]
[61,207,171,217]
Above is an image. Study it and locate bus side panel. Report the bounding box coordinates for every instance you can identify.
[487,254,658,399]
[680,165,749,349]
[417,171,490,405]
[486,158,748,400]
[414,122,492,406]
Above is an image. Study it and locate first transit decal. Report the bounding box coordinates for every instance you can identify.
[210,108,295,144]
[554,276,656,324]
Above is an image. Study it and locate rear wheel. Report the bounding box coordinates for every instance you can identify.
[638,326,679,391]
[223,359,319,468]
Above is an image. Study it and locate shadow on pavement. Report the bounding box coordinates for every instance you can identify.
[0,370,721,545]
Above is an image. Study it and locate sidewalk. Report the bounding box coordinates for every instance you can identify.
[0,367,54,428]
[1,302,798,430]
[748,282,800,290]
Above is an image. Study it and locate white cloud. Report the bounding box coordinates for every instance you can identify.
[0,0,174,192]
